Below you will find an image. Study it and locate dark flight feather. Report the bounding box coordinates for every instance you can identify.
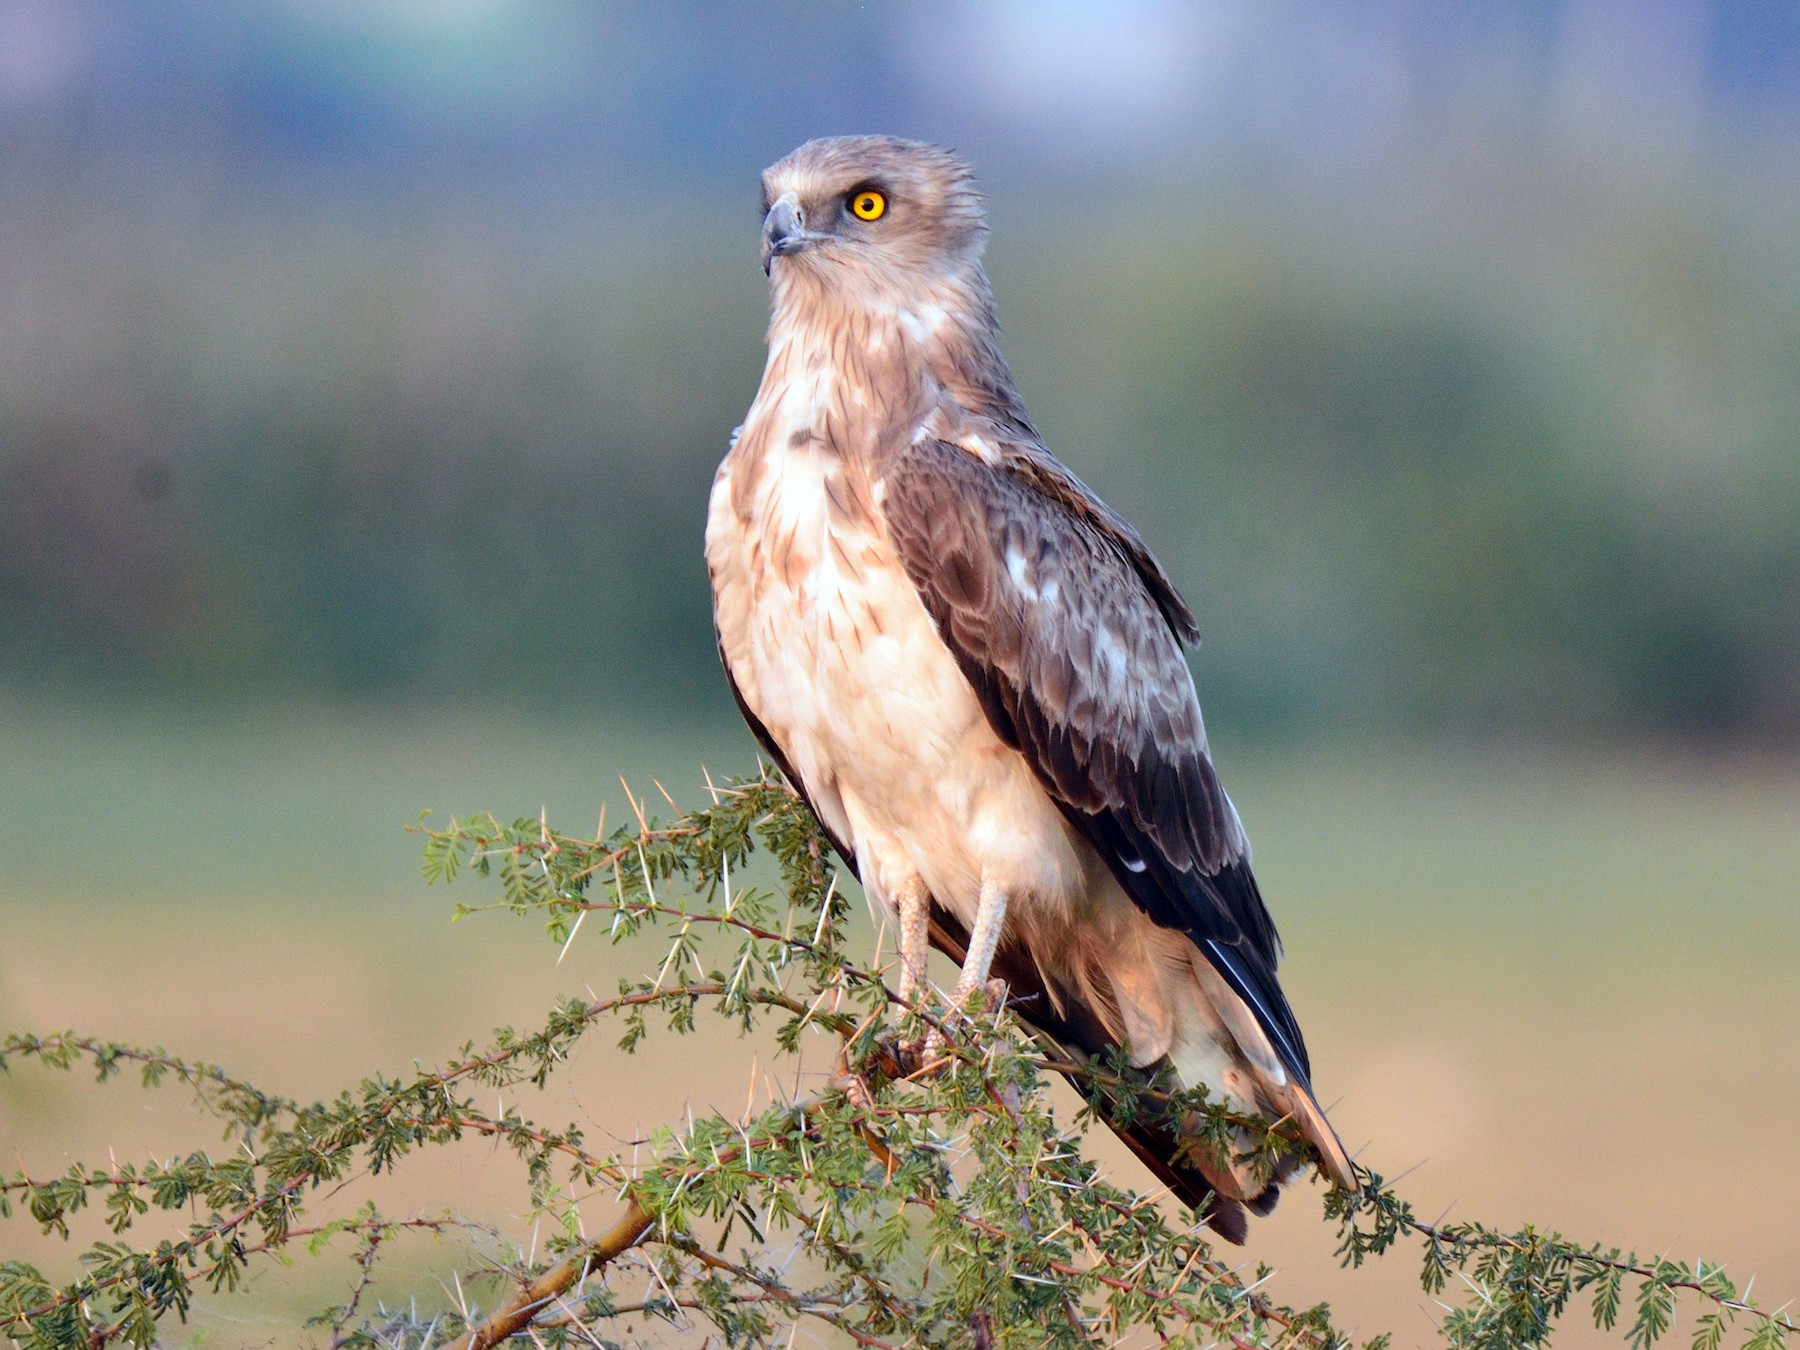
[879,436,1315,1090]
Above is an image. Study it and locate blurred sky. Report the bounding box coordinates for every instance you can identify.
[4,2,1799,182]
[0,2,1785,189]
[3,0,1799,741]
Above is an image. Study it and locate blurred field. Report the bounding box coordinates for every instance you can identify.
[2,697,1795,1346]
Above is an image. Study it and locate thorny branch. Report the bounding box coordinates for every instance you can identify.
[1,772,1791,1350]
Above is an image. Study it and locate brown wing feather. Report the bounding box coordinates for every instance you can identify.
[880,436,1314,1089]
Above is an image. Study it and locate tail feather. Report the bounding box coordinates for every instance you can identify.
[927,908,1349,1244]
[1287,1078,1356,1191]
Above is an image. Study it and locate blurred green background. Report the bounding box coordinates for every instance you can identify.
[1,3,1796,1344]
[4,3,1799,738]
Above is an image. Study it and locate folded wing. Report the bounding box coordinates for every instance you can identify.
[879,434,1352,1191]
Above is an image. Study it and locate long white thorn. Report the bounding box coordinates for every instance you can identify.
[556,908,587,965]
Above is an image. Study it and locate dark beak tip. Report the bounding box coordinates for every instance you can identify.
[760,197,806,276]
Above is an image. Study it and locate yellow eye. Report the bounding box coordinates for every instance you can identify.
[850,189,887,222]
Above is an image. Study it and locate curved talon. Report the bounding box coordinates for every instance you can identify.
[947,976,1010,1020]
[841,1070,877,1113]
[917,1026,949,1067]
[877,975,1012,1082]
[873,1028,929,1077]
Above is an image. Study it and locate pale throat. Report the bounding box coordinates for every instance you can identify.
[768,262,984,350]
[757,269,987,428]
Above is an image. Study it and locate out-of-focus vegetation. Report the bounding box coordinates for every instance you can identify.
[3,707,1796,1345]
[4,759,1796,1349]
[2,3,1798,743]
[6,180,1798,740]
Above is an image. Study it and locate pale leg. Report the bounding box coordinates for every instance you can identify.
[950,875,1008,1008]
[896,874,930,1006]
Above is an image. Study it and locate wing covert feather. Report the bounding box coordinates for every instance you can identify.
[881,437,1312,1082]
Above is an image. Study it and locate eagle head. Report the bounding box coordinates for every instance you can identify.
[758,136,988,288]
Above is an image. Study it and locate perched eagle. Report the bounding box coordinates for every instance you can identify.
[707,135,1353,1240]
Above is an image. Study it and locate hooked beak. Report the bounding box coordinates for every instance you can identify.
[760,194,813,275]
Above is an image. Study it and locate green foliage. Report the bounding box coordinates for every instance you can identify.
[3,772,1793,1348]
